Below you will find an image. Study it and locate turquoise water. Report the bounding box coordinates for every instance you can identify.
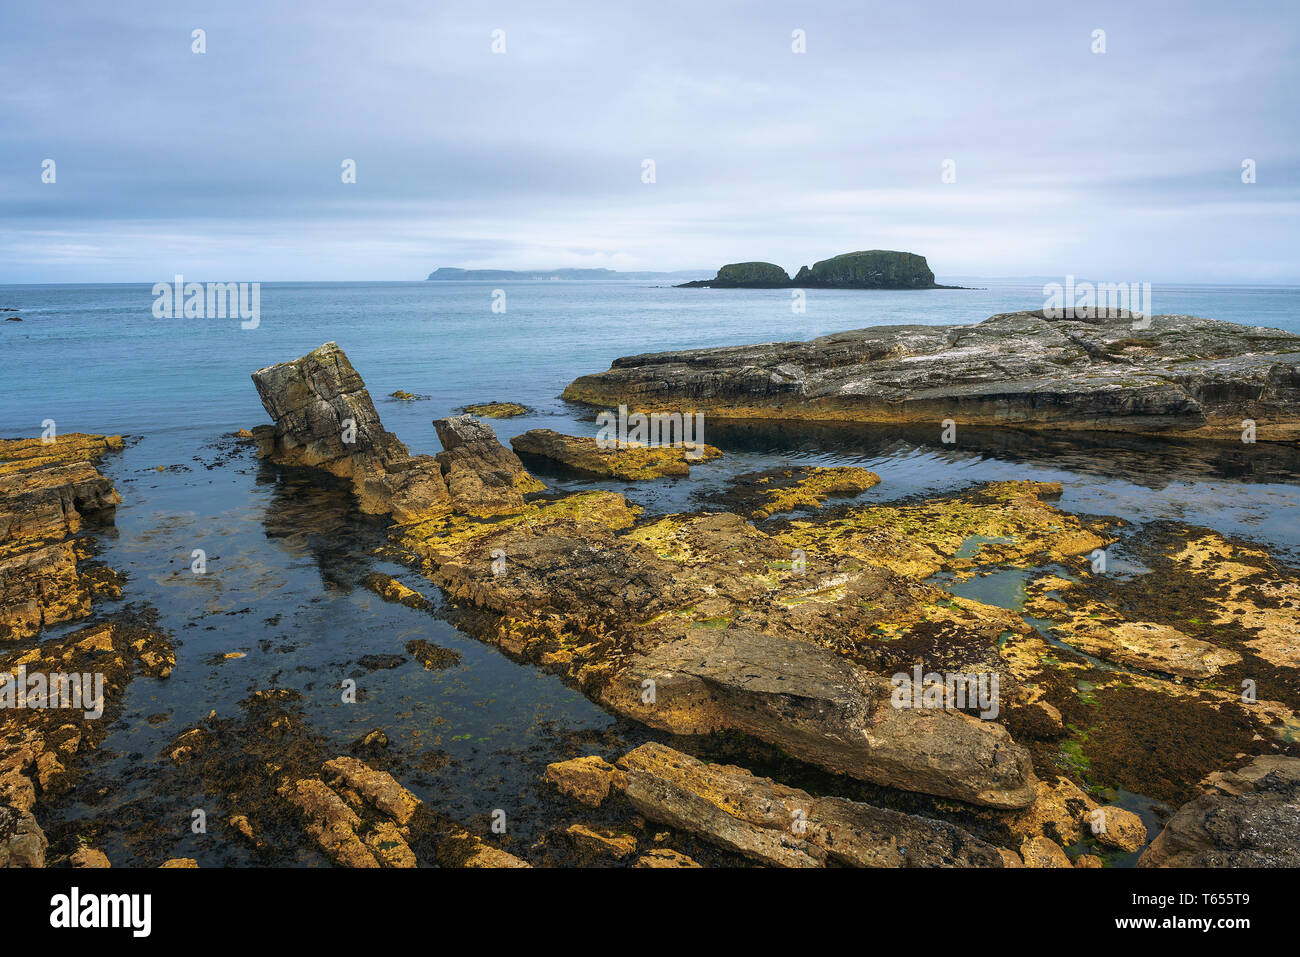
[3,279,1298,442]
[2,279,1299,864]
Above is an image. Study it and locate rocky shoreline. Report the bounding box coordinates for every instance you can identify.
[4,326,1299,869]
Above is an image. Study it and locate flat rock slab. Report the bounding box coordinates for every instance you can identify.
[511,428,721,480]
[563,312,1300,441]
[618,742,1009,867]
[601,628,1038,809]
[1069,621,1242,679]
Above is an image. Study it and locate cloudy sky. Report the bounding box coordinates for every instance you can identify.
[2,0,1297,283]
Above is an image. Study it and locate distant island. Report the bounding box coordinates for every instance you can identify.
[677,250,964,289]
[426,267,708,281]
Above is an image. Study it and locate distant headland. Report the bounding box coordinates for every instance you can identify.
[425,267,707,281]
[676,250,965,290]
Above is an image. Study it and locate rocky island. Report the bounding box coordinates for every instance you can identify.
[677,250,961,289]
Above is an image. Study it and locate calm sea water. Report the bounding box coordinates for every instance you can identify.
[2,279,1298,864]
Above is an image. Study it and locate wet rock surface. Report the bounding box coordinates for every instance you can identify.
[698,465,881,519]
[0,434,123,641]
[512,428,722,480]
[563,311,1300,441]
[1139,756,1300,867]
[618,742,1008,867]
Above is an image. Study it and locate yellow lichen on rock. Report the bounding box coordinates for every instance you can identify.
[773,480,1110,579]
[741,466,881,519]
[1166,532,1300,670]
[398,490,640,566]
[511,428,721,480]
[462,402,528,418]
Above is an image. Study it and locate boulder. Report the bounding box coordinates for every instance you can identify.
[251,342,408,474]
[617,742,1009,867]
[1019,835,1071,868]
[322,756,421,826]
[0,805,47,867]
[70,847,111,868]
[1087,804,1149,853]
[602,629,1038,809]
[564,823,637,859]
[543,755,626,807]
[433,415,545,516]
[1139,756,1300,867]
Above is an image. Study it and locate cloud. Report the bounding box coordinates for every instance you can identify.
[1,0,1297,282]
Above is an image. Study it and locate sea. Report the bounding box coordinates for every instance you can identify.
[1,278,1298,864]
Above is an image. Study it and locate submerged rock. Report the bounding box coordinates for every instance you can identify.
[543,755,626,807]
[564,311,1300,441]
[404,638,461,670]
[460,401,529,418]
[617,742,1010,867]
[511,428,722,480]
[362,572,433,611]
[1139,756,1300,867]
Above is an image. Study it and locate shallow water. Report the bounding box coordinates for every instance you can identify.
[2,279,1298,864]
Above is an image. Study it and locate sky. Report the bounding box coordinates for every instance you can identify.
[1,0,1297,284]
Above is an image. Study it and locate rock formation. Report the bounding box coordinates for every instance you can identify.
[564,311,1300,441]
[511,428,721,480]
[396,481,1061,809]
[792,250,939,289]
[250,342,452,524]
[433,415,545,516]
[677,261,792,288]
[1139,756,1300,867]
[0,434,123,642]
[616,742,1009,867]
